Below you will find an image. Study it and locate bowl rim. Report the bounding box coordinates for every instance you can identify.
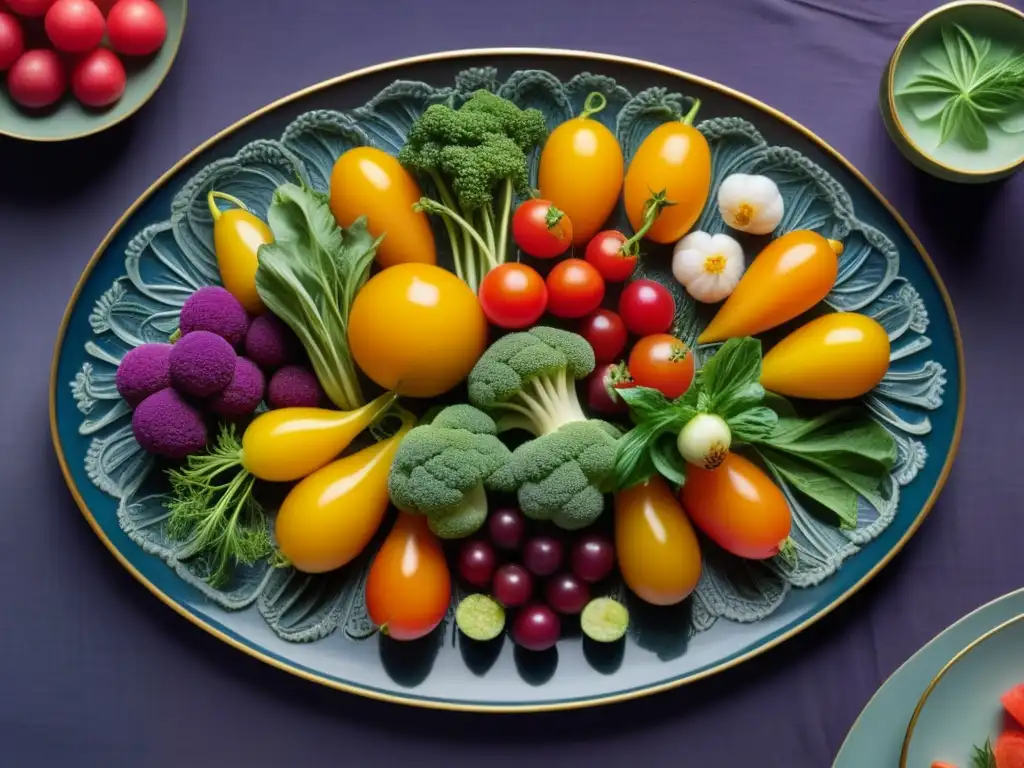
[48,47,968,713]
[886,0,1024,178]
[899,611,1024,766]
[0,0,189,143]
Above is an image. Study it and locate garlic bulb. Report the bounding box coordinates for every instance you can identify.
[717,173,784,235]
[672,231,745,303]
[677,414,731,470]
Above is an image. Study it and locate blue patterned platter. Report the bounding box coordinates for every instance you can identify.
[50,50,964,712]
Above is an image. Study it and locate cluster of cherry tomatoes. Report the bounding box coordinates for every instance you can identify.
[0,0,166,110]
[480,198,695,412]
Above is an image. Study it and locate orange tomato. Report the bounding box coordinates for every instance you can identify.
[366,512,452,641]
[760,312,890,400]
[347,263,488,398]
[623,100,711,245]
[614,476,702,606]
[329,146,436,269]
[538,93,625,246]
[698,230,842,344]
[681,453,792,560]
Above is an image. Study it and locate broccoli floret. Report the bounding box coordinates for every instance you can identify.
[388,404,512,539]
[468,327,620,530]
[399,90,548,292]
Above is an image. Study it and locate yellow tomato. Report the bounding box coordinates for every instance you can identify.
[681,453,791,560]
[347,263,488,398]
[537,93,624,246]
[209,191,273,315]
[275,417,414,574]
[329,146,436,269]
[699,230,843,344]
[623,100,711,245]
[614,476,702,606]
[761,312,890,400]
[240,392,396,482]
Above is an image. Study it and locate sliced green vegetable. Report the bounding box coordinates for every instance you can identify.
[456,594,506,642]
[581,597,629,643]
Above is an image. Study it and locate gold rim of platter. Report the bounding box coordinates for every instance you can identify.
[886,0,1024,178]
[0,1,189,143]
[48,47,967,714]
[899,611,1024,766]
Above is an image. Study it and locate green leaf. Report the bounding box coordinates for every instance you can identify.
[959,101,989,149]
[697,337,765,417]
[617,386,672,422]
[757,446,859,530]
[939,97,965,144]
[728,406,778,443]
[612,423,660,491]
[650,432,687,489]
[971,738,996,768]
[897,72,960,97]
[766,409,897,472]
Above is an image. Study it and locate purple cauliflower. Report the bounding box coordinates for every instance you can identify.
[243,313,299,371]
[268,365,324,409]
[209,357,266,419]
[116,343,172,406]
[169,330,236,397]
[179,286,250,346]
[132,388,208,459]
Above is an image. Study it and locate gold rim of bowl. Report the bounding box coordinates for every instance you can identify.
[886,0,1024,178]
[49,47,968,714]
[0,0,189,143]
[899,611,1024,766]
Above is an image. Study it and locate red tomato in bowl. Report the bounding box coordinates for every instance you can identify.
[7,49,65,108]
[578,308,627,363]
[512,199,573,259]
[71,47,125,107]
[479,262,548,329]
[628,334,694,398]
[7,0,55,16]
[0,12,23,71]
[45,0,105,53]
[546,258,605,319]
[106,0,165,56]
[585,230,636,283]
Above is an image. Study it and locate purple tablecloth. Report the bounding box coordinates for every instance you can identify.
[3,0,1022,765]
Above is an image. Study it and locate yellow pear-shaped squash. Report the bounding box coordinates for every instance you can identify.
[209,191,274,315]
[240,392,395,482]
[760,312,890,400]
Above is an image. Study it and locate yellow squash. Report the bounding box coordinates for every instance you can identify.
[329,146,436,269]
[698,230,843,344]
[275,413,417,574]
[623,99,711,245]
[208,191,273,315]
[240,392,396,482]
[760,312,890,400]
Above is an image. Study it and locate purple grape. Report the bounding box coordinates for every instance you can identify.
[492,563,533,607]
[523,536,564,577]
[512,604,561,651]
[544,573,591,615]
[458,540,497,589]
[571,533,616,583]
[488,507,526,551]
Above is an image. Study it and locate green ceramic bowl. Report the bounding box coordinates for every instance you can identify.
[0,0,186,142]
[880,0,1024,183]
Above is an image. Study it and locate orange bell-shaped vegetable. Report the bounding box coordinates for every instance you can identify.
[698,230,842,344]
[760,312,890,400]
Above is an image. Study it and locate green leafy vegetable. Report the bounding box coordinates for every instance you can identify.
[697,337,766,418]
[972,738,996,768]
[256,182,383,410]
[612,386,695,490]
[897,23,1024,150]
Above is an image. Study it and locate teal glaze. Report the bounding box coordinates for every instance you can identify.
[0,0,187,142]
[904,614,1024,767]
[835,592,1024,767]
[53,54,963,710]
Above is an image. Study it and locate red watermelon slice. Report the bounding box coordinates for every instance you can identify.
[1003,684,1024,730]
[995,730,1024,768]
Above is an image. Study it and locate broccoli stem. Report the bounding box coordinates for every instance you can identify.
[492,368,588,436]
[415,197,496,292]
[495,178,513,269]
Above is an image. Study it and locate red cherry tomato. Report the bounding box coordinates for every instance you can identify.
[512,198,573,259]
[545,258,605,319]
[578,308,627,364]
[0,12,24,71]
[478,262,548,329]
[106,0,165,56]
[585,230,636,283]
[45,0,104,52]
[586,362,634,415]
[71,47,125,107]
[618,279,676,336]
[7,49,65,108]
[628,334,694,398]
[7,0,55,16]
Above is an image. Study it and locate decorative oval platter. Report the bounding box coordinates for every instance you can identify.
[50,49,964,712]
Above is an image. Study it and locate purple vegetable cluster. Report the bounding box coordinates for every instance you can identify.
[116,286,325,459]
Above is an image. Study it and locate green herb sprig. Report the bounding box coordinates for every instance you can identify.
[897,23,1024,150]
[972,738,996,768]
